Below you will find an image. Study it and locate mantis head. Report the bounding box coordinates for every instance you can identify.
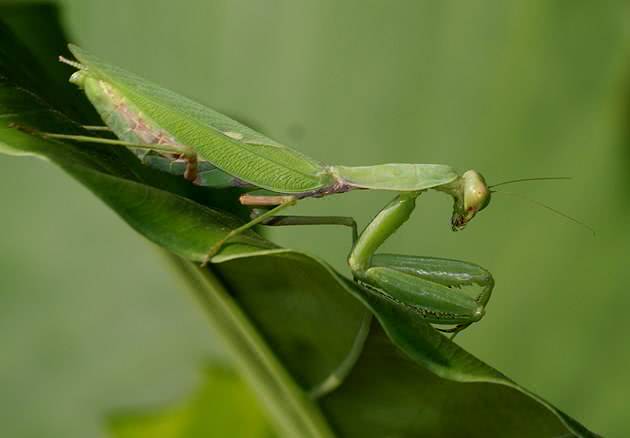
[450,170,491,231]
[448,172,591,234]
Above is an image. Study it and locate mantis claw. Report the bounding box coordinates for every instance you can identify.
[439,323,473,340]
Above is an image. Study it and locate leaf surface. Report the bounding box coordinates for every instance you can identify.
[110,366,275,438]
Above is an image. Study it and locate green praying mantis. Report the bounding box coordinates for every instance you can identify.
[32,45,568,337]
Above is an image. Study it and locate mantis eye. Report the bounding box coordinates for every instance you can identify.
[463,170,491,213]
[451,170,491,231]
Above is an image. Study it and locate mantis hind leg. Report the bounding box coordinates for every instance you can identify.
[20,129,200,182]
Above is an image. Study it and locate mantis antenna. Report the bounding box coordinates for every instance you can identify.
[489,176,572,189]
[491,189,595,235]
[486,175,594,234]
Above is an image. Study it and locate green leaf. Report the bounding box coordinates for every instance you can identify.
[321,324,584,438]
[109,365,275,438]
[0,3,97,121]
[0,7,599,438]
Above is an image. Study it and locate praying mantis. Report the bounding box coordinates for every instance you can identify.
[43,45,498,336]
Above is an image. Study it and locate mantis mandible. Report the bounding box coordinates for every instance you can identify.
[46,45,497,336]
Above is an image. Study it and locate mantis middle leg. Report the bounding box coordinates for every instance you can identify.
[252,212,358,244]
[201,196,298,265]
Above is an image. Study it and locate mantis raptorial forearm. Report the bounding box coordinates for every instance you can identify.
[24,45,503,337]
[347,192,491,336]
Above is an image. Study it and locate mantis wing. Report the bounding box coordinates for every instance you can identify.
[69,45,332,194]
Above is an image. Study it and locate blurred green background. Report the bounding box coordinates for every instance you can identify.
[0,0,629,436]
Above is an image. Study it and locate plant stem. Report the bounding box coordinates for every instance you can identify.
[163,252,336,438]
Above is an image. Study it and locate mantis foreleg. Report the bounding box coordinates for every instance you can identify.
[370,253,494,336]
[370,253,494,306]
[348,192,419,273]
[348,192,494,336]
